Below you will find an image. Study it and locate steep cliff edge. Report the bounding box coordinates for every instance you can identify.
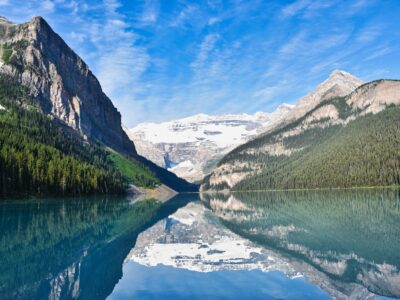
[0,16,196,193]
[0,16,134,155]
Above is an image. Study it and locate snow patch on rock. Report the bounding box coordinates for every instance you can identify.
[126,104,294,182]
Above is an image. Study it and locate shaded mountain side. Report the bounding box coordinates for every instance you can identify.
[0,16,133,155]
[202,79,400,191]
[0,16,196,193]
[234,106,400,190]
[0,76,161,197]
[134,155,198,192]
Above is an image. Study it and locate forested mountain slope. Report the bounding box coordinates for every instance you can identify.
[202,79,400,191]
[0,76,162,197]
[0,16,133,154]
[0,16,196,194]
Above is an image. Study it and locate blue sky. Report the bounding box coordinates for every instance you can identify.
[1,0,400,127]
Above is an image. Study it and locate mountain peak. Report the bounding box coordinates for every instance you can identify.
[319,69,363,98]
[0,16,14,25]
[28,16,53,33]
[30,16,48,25]
[326,69,362,85]
[328,69,351,77]
[0,15,136,155]
[282,70,363,123]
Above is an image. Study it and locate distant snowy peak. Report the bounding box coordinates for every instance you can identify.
[126,104,294,182]
[128,103,293,148]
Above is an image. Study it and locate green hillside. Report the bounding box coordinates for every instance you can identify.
[107,149,160,188]
[0,76,160,197]
[203,94,400,191]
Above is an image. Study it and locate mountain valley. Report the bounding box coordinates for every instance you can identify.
[126,104,294,182]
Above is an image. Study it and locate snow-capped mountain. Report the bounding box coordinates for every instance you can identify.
[124,200,379,298]
[126,104,294,182]
[126,201,302,274]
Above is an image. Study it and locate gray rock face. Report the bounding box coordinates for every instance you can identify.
[0,16,135,155]
[282,70,364,124]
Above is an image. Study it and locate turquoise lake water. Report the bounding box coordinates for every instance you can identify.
[0,189,399,299]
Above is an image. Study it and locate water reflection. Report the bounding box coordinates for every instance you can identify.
[111,201,330,300]
[1,189,399,299]
[202,189,400,299]
[0,194,196,300]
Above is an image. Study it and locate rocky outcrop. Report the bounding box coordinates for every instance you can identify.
[282,70,363,124]
[0,16,135,155]
[126,104,294,182]
[347,79,400,114]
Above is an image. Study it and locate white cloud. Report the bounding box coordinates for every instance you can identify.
[281,0,338,19]
[103,0,121,13]
[364,46,391,61]
[278,31,349,58]
[69,31,86,42]
[0,0,9,6]
[281,0,311,18]
[208,17,220,26]
[140,0,159,23]
[279,31,307,55]
[41,0,55,12]
[355,25,381,43]
[98,44,150,97]
[170,5,197,28]
[191,33,220,71]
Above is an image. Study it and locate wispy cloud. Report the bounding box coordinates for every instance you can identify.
[364,46,392,61]
[170,4,198,28]
[281,0,338,19]
[355,25,381,42]
[140,0,159,23]
[281,0,312,18]
[191,33,220,71]
[2,0,400,126]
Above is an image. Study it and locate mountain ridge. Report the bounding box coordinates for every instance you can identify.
[201,75,400,192]
[127,103,294,182]
[0,16,196,194]
[281,69,364,125]
[0,16,135,155]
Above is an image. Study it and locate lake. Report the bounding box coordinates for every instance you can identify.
[0,189,399,299]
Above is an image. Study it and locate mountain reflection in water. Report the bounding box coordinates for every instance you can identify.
[111,189,400,300]
[0,194,196,300]
[202,189,400,299]
[1,189,399,299]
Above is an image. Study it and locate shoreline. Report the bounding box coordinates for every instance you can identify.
[200,184,400,195]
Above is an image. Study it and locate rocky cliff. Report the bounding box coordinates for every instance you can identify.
[282,70,363,124]
[0,16,134,154]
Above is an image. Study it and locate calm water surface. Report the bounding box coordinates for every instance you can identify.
[0,189,399,299]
